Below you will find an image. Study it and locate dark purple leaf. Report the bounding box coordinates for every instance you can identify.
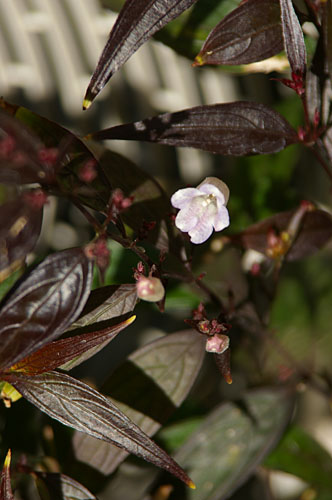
[91,101,299,156]
[0,107,47,185]
[194,0,283,67]
[5,370,194,488]
[279,0,306,76]
[73,330,205,475]
[11,316,135,375]
[231,208,332,260]
[0,248,93,371]
[0,450,13,500]
[33,471,97,500]
[0,190,44,275]
[83,0,199,108]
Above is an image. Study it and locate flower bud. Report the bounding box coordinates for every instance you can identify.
[205,333,230,354]
[136,276,165,302]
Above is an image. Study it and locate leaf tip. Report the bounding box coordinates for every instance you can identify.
[225,374,233,384]
[188,479,196,489]
[4,449,11,468]
[82,97,93,111]
[126,315,136,325]
[192,54,204,67]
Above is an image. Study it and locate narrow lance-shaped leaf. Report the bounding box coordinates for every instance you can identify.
[194,0,283,67]
[0,248,93,371]
[9,316,136,375]
[91,101,299,156]
[73,330,205,475]
[5,370,195,489]
[0,450,13,500]
[279,0,306,76]
[83,0,199,108]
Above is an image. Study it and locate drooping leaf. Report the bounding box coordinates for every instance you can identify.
[231,208,332,261]
[194,0,283,67]
[83,0,200,108]
[279,0,306,75]
[91,101,299,156]
[10,316,135,375]
[5,370,194,488]
[73,330,205,475]
[0,450,13,500]
[33,471,97,500]
[0,248,93,371]
[265,426,332,491]
[0,190,44,275]
[173,388,294,499]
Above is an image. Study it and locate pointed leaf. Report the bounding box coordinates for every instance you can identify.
[71,284,137,329]
[231,208,332,261]
[0,248,93,371]
[194,0,283,67]
[91,101,299,156]
[10,316,135,375]
[33,471,97,500]
[5,370,194,488]
[174,388,294,499]
[279,0,306,75]
[73,330,205,475]
[0,190,44,274]
[83,0,199,108]
[0,450,13,500]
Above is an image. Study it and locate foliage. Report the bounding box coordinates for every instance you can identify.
[1,0,332,498]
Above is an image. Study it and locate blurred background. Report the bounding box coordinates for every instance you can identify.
[1,1,332,499]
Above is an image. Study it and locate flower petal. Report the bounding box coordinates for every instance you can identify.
[189,216,214,244]
[198,177,229,204]
[171,188,201,209]
[175,205,198,232]
[213,205,230,232]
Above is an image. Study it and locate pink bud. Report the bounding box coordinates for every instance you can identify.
[205,334,230,354]
[136,276,165,302]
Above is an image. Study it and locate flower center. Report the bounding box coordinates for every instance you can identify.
[201,193,216,208]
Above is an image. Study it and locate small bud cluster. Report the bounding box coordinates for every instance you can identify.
[108,188,134,223]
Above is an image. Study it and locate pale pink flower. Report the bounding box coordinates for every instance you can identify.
[205,333,230,354]
[136,276,165,302]
[171,177,230,244]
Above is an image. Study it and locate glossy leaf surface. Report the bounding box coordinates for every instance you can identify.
[0,450,13,500]
[84,0,199,108]
[174,388,293,499]
[194,0,283,67]
[0,248,93,371]
[265,426,332,491]
[0,190,44,275]
[73,330,205,475]
[33,471,97,500]
[6,370,193,488]
[91,102,298,156]
[11,316,135,375]
[279,0,306,75]
[231,208,332,260]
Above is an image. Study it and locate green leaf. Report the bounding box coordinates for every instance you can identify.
[265,426,332,491]
[72,330,205,475]
[173,388,294,499]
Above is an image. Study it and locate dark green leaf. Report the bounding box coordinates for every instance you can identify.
[11,316,135,374]
[83,0,200,108]
[174,388,294,499]
[0,248,93,371]
[73,330,205,475]
[6,370,194,488]
[265,426,332,490]
[194,0,283,67]
[91,101,299,156]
